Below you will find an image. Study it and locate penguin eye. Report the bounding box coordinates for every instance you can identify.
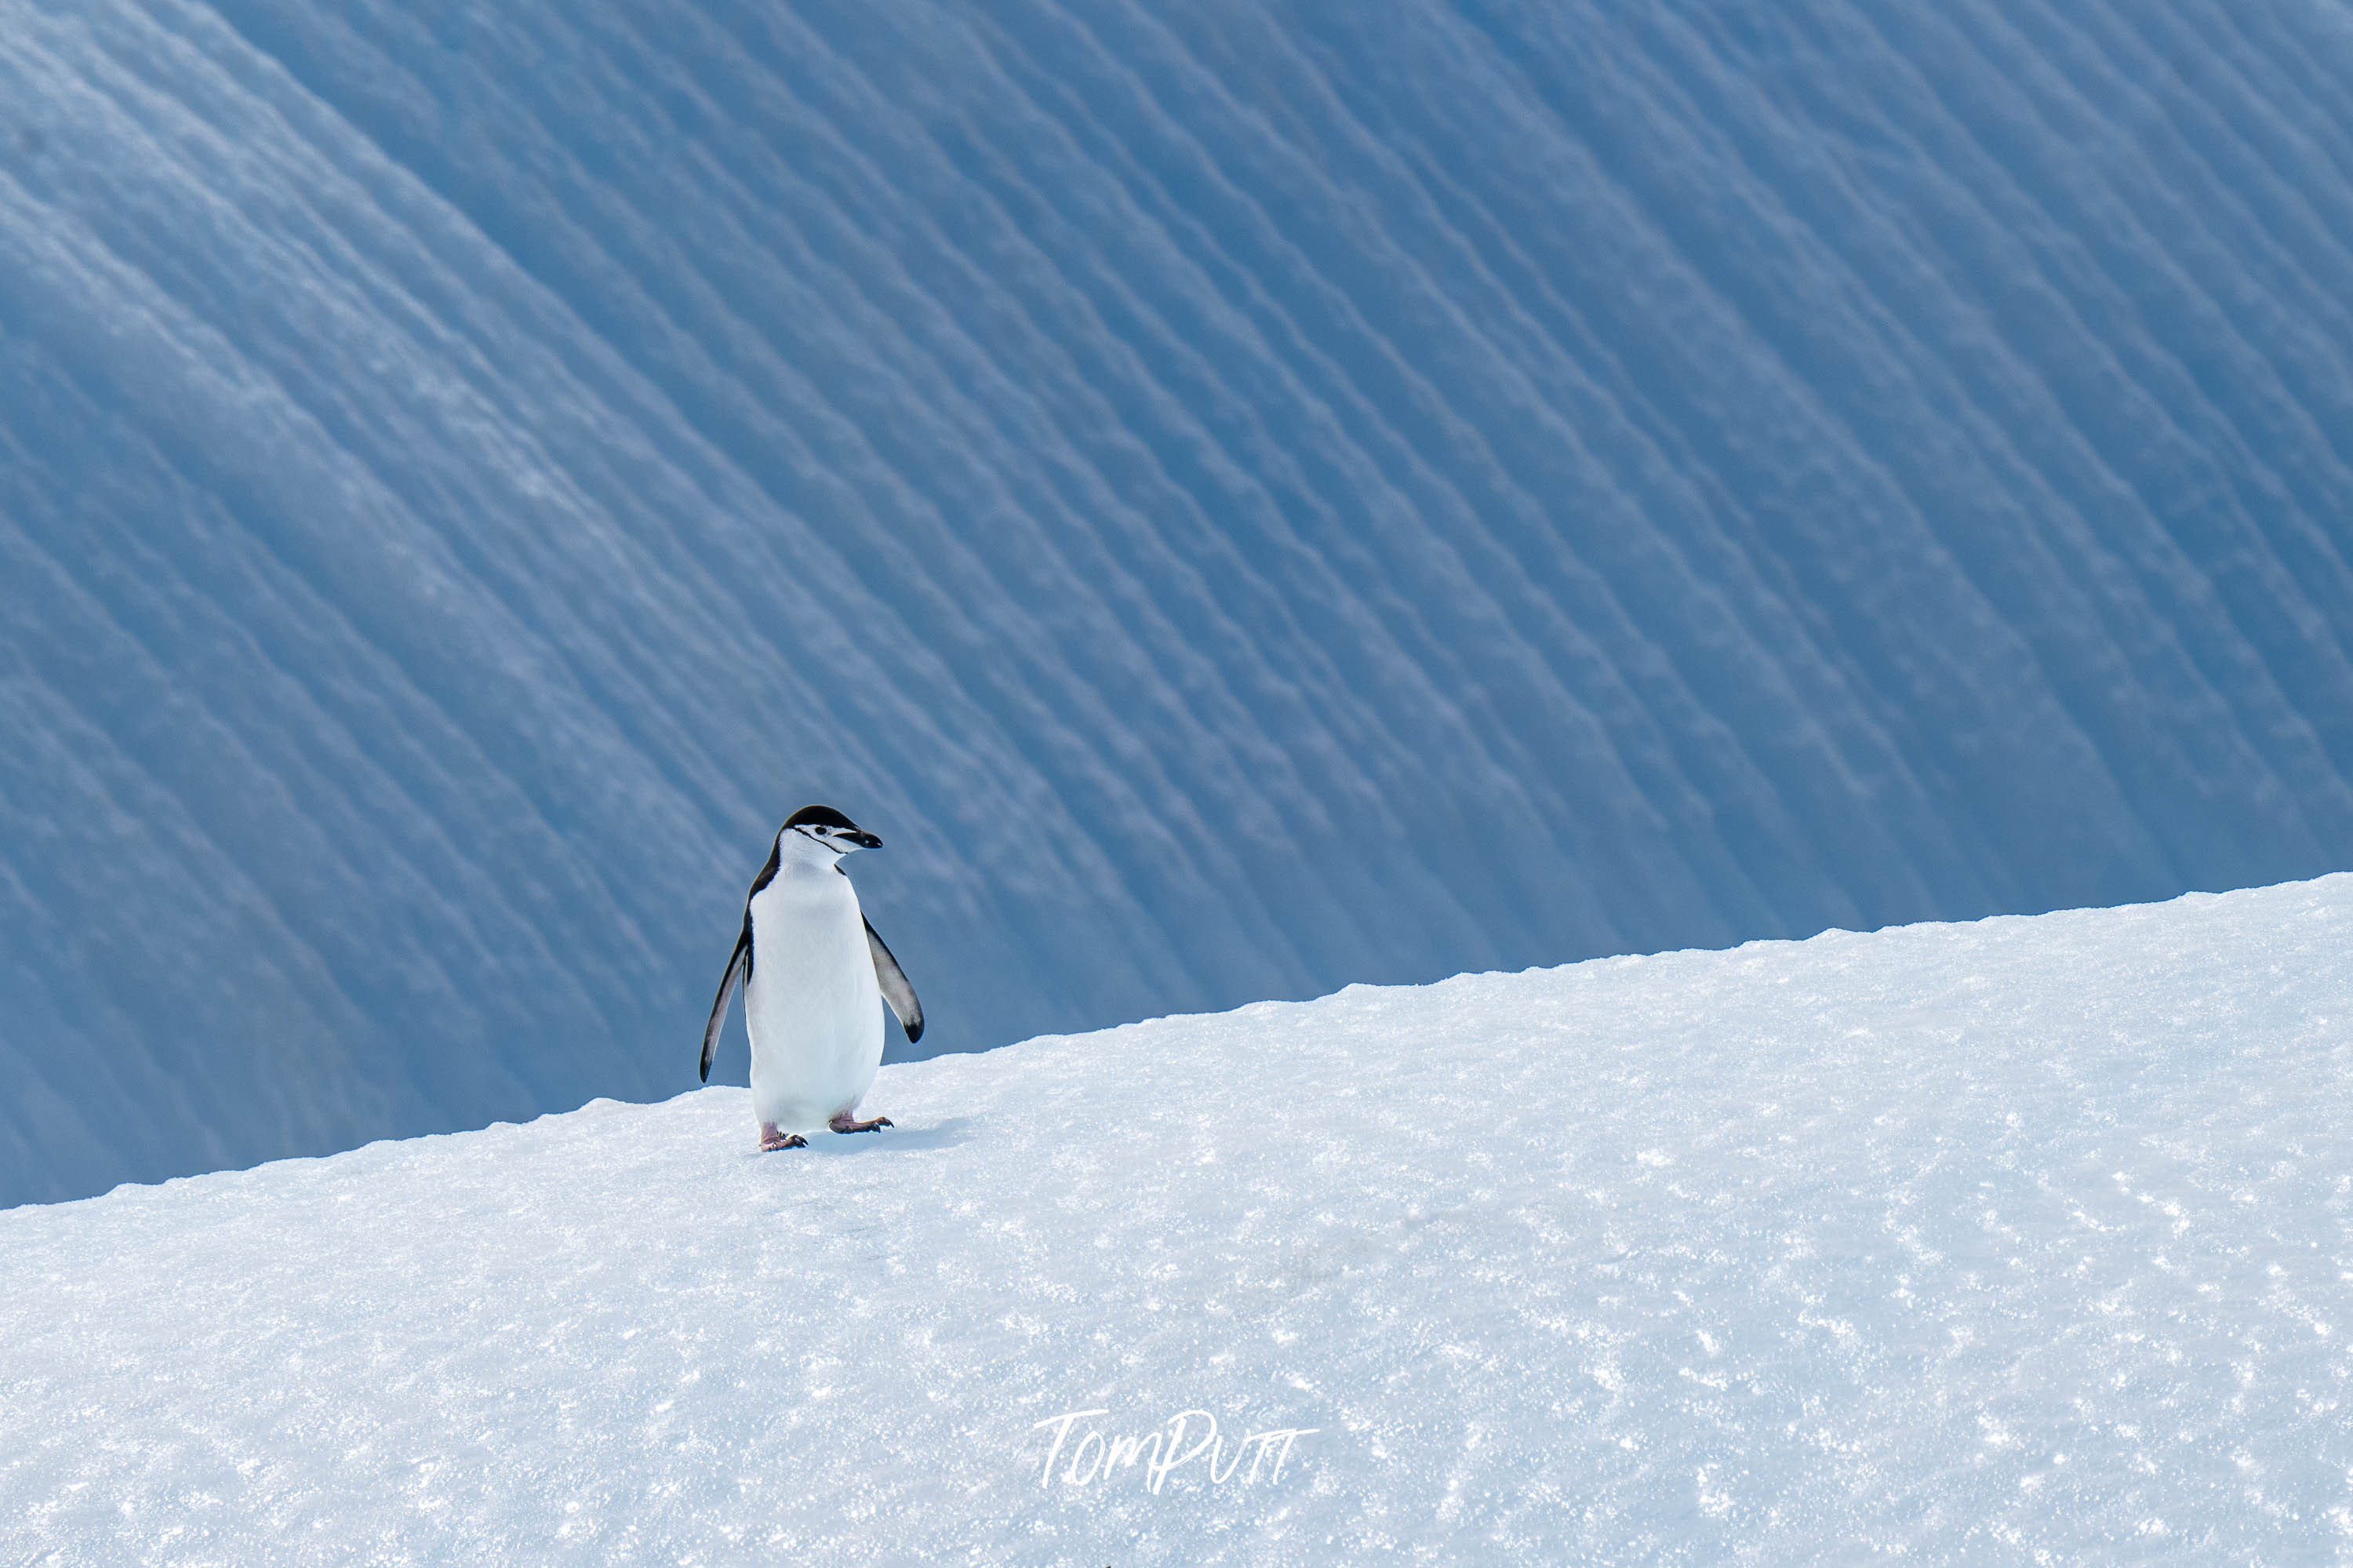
[813,824,832,835]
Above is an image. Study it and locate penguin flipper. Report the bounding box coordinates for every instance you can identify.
[700,918,751,1082]
[864,916,925,1045]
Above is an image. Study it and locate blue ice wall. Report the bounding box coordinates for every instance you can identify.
[5,0,2352,1203]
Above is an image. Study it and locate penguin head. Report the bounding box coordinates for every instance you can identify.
[777,803,882,860]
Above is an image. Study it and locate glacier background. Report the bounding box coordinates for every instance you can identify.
[5,0,2353,1205]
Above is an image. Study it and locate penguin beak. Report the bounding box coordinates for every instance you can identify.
[848,830,882,849]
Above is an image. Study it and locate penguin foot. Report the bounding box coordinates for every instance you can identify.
[827,1113,894,1134]
[758,1122,808,1151]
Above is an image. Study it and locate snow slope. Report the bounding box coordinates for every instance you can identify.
[9,0,2353,1206]
[5,877,2350,1563]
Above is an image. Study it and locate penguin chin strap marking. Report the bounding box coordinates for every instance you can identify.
[794,825,849,854]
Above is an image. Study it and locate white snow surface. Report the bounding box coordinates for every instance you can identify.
[6,877,2352,1563]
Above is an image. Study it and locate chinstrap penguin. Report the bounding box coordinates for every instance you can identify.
[701,805,924,1151]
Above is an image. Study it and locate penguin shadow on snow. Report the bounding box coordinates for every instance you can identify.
[742,1115,982,1162]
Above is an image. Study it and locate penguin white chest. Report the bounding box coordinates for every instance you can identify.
[743,865,883,1131]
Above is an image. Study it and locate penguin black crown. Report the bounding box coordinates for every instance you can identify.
[701,805,924,1151]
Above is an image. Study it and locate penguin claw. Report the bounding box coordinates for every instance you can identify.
[758,1123,807,1151]
[827,1114,893,1134]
